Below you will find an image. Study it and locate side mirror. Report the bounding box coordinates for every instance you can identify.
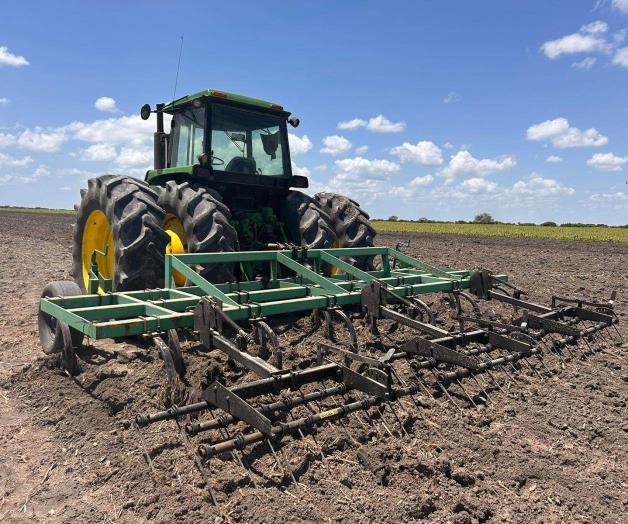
[291,175,308,188]
[140,104,152,120]
[288,116,300,128]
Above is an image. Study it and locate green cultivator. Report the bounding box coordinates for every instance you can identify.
[38,247,620,502]
[37,87,621,502]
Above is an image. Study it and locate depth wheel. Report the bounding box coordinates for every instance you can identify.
[71,175,169,292]
[38,280,84,354]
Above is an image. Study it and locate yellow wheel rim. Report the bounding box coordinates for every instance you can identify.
[81,209,115,293]
[163,213,187,286]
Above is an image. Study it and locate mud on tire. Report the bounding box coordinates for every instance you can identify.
[315,192,376,270]
[71,175,169,292]
[157,181,238,283]
[279,190,336,250]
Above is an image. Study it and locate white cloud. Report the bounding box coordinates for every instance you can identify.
[443,142,454,149]
[288,133,312,155]
[590,191,627,202]
[337,118,367,130]
[587,152,628,171]
[0,152,33,167]
[460,177,497,193]
[546,155,563,163]
[94,96,118,113]
[443,92,461,104]
[526,117,607,148]
[612,46,628,67]
[409,174,434,187]
[613,0,628,15]
[0,164,49,185]
[541,21,609,59]
[0,133,16,148]
[334,157,400,176]
[67,114,157,146]
[291,161,310,178]
[0,97,8,105]
[580,21,608,35]
[17,128,67,152]
[366,115,405,133]
[355,145,368,155]
[0,46,29,67]
[572,57,597,69]
[321,135,352,155]
[116,147,152,166]
[440,150,516,178]
[510,173,575,197]
[80,143,117,162]
[337,115,405,133]
[60,186,72,191]
[390,140,443,165]
[313,164,328,172]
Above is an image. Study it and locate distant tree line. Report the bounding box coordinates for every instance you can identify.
[383,212,627,228]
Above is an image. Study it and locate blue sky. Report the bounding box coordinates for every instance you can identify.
[1,0,627,224]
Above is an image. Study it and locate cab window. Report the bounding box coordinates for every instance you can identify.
[171,106,205,167]
[210,104,287,176]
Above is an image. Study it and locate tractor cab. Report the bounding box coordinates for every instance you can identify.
[142,89,306,197]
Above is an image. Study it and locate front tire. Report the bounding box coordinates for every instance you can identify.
[71,175,169,292]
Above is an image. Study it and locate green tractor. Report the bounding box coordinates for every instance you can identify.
[72,89,376,293]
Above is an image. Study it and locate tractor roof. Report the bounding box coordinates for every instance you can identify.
[165,89,285,112]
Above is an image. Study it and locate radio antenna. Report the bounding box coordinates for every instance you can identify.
[170,36,184,109]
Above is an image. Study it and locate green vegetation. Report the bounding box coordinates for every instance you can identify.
[0,205,75,215]
[373,220,628,243]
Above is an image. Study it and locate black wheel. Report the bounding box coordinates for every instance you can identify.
[279,190,336,250]
[157,181,238,283]
[71,175,169,292]
[38,281,84,354]
[315,192,376,270]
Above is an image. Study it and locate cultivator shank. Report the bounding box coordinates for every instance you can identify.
[38,247,620,501]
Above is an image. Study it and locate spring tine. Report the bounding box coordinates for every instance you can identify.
[207,407,258,489]
[270,390,325,463]
[295,387,327,462]
[390,365,427,419]
[455,379,478,408]
[375,406,395,437]
[266,438,297,486]
[412,368,446,408]
[231,441,259,488]
[134,424,157,479]
[470,375,491,404]
[174,418,218,505]
[328,391,364,444]
[612,324,623,344]
[386,403,409,437]
[429,369,463,414]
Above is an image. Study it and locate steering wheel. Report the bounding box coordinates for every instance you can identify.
[211,155,224,166]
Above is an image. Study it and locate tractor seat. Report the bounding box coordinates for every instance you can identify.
[225,156,257,174]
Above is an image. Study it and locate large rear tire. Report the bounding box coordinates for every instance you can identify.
[315,192,376,270]
[157,181,238,283]
[71,175,170,292]
[279,191,336,250]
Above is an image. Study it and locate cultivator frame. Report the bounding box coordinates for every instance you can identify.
[38,247,621,503]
